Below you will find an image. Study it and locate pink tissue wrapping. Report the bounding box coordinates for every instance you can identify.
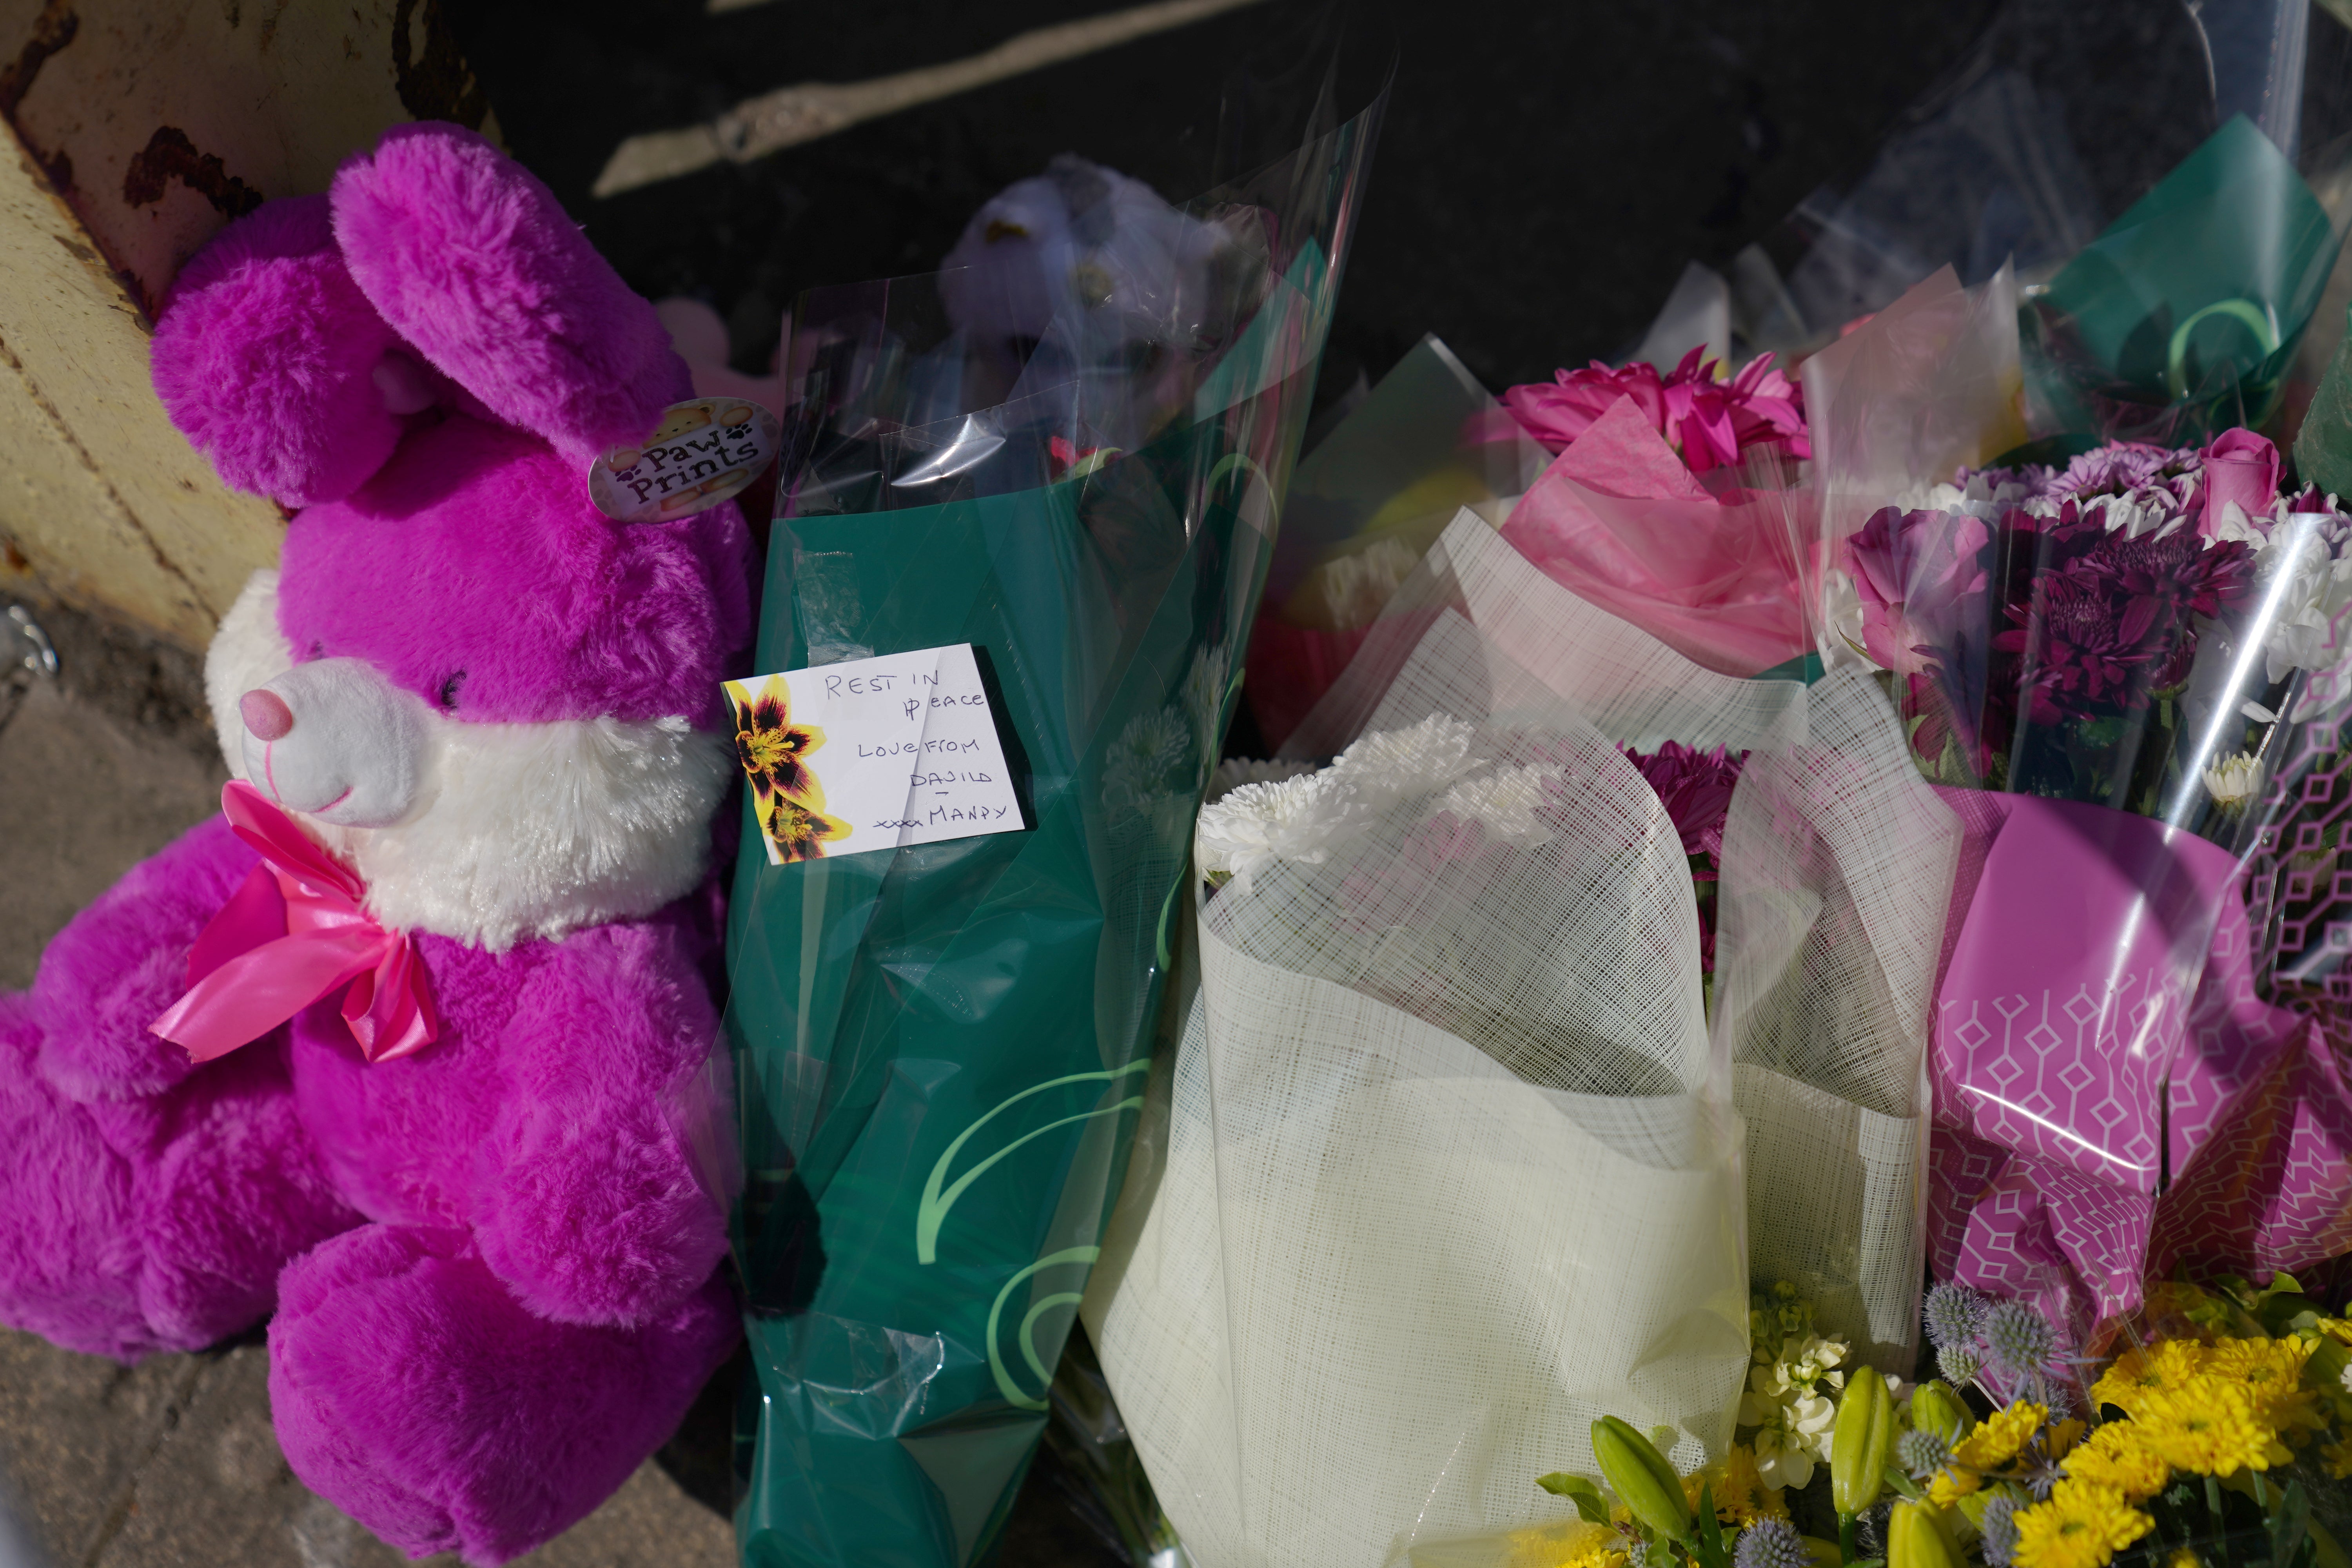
[1499,397,1810,678]
[1922,786,2352,1347]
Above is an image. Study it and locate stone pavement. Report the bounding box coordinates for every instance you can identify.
[0,604,1115,1568]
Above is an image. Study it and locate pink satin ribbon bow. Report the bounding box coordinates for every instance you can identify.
[149,780,437,1064]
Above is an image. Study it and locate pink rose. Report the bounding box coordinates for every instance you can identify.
[1846,505,1991,668]
[2200,428,2279,533]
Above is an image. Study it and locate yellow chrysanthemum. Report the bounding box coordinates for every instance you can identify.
[2063,1421,2171,1503]
[2322,1438,2352,1481]
[2168,1550,2201,1568]
[2132,1381,2284,1476]
[1731,1448,1778,1523]
[2204,1336,2323,1434]
[2045,1418,2086,1461]
[1955,1402,2047,1469]
[2090,1340,2206,1418]
[2011,1478,2154,1568]
[1929,1466,1982,1508]
[2316,1319,2352,1348]
[1503,1521,1622,1568]
[1682,1445,1786,1526]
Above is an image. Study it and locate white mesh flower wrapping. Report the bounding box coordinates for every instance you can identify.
[1087,636,1742,1568]
[1082,514,1957,1568]
[1333,515,1958,1370]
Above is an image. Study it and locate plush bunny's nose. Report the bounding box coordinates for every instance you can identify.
[241,688,295,740]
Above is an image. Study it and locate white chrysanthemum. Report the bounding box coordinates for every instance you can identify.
[1290,535,1423,632]
[1104,707,1190,804]
[2209,498,2270,549]
[1194,770,1359,891]
[2203,751,2261,809]
[1206,756,1314,804]
[1432,764,1550,846]
[2238,518,2352,681]
[1327,713,1483,813]
[1891,472,2025,519]
[2089,493,2189,541]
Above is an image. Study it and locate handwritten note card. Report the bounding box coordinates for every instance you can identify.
[723,644,1023,865]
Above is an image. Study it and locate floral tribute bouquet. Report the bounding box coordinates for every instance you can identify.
[1814,405,2352,1359]
[1494,344,1818,680]
[1490,261,2037,691]
[1076,509,1960,1568]
[721,92,1382,1568]
[1404,1273,2352,1568]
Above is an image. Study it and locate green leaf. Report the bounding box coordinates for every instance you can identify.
[2272,1478,2312,1568]
[1537,1472,1611,1524]
[1693,1483,1733,1568]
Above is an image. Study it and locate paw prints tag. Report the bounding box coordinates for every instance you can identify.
[588,397,780,522]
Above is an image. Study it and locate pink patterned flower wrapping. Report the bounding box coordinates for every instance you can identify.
[1926,628,2352,1350]
[1922,787,2234,1347]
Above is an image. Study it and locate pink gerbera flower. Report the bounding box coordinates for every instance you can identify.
[1502,347,1809,472]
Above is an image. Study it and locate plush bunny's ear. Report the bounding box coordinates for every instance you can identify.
[151,194,407,508]
[330,123,690,468]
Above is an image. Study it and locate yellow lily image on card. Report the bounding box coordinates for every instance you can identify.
[724,673,850,863]
[720,644,1024,865]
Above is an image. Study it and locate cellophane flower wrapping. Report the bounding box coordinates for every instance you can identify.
[1813,406,2352,1357]
[722,94,1381,1568]
[1242,335,1546,750]
[1800,264,2030,670]
[1078,513,1956,1568]
[1495,394,1817,681]
[2142,502,2352,1313]
[2022,114,2346,446]
[1488,299,1822,683]
[1755,0,2352,432]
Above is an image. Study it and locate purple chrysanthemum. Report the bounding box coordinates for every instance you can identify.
[2047,442,2202,502]
[1621,741,1746,868]
[1997,572,2144,722]
[1621,741,1747,973]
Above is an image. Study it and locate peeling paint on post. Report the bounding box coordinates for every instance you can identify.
[0,0,502,651]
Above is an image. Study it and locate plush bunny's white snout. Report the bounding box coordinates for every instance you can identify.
[240,657,429,828]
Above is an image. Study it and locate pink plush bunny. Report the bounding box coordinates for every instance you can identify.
[0,123,751,1564]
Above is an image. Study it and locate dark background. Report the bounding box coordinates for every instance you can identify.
[443,0,2029,401]
[442,0,2352,403]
